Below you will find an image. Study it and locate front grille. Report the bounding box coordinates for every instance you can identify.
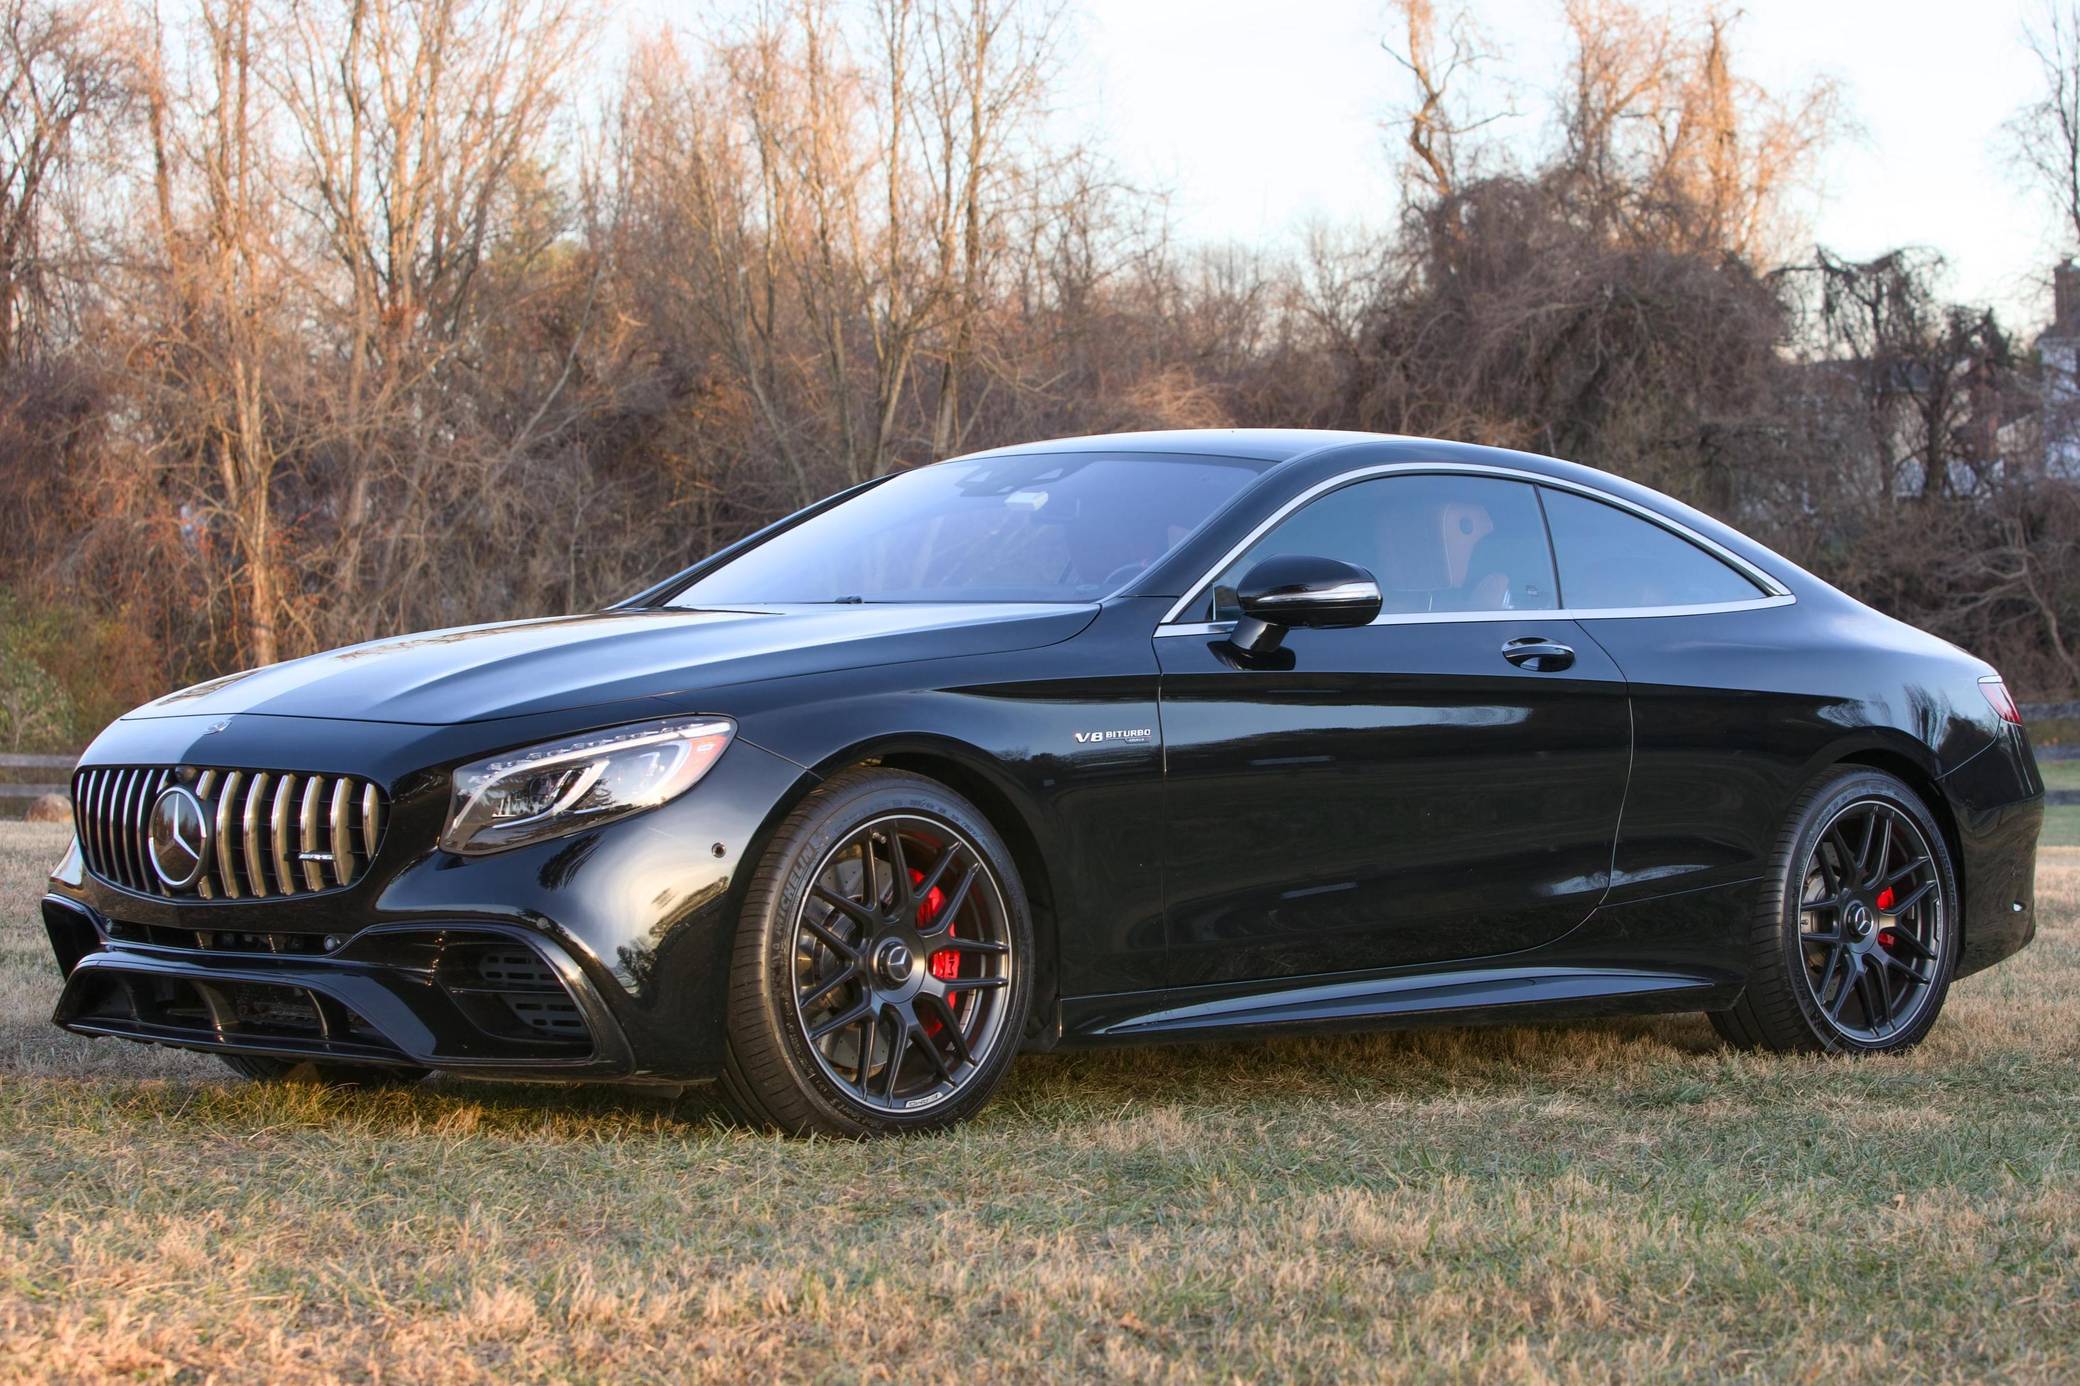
[73,766,388,901]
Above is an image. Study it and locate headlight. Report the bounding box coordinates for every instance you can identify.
[440,716,735,855]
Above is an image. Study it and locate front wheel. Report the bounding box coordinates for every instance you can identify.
[720,769,1034,1137]
[1712,767,1959,1054]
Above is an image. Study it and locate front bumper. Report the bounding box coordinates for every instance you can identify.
[46,894,635,1077]
[45,712,819,1080]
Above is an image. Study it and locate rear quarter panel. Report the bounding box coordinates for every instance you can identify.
[1573,589,2038,977]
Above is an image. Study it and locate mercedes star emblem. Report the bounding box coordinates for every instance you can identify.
[147,784,212,890]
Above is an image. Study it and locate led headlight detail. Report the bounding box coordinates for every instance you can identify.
[440,716,735,856]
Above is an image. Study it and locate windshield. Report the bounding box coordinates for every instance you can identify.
[670,453,1264,605]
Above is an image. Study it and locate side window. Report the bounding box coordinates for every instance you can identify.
[1210,474,1557,620]
[1540,487,1765,610]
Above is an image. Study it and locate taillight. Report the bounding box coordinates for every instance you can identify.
[1979,675,2024,725]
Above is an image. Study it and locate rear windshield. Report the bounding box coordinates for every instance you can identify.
[670,453,1264,605]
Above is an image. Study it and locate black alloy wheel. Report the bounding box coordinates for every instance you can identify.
[722,769,1033,1135]
[1792,798,1947,1042]
[791,813,1016,1114]
[1711,766,1959,1054]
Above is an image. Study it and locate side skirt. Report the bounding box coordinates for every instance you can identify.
[1057,963,1737,1046]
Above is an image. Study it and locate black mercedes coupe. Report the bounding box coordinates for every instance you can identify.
[42,430,2046,1135]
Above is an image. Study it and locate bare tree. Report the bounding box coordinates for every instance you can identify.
[0,0,125,366]
[1555,0,1837,264]
[2012,2,2080,251]
[1381,0,1495,202]
[274,0,602,641]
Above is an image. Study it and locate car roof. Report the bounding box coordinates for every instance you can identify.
[950,428,1399,465]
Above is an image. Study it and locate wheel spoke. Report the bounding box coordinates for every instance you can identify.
[886,830,911,905]
[1879,949,1931,986]
[800,964,858,1011]
[937,935,1009,956]
[1869,811,1894,889]
[922,862,981,937]
[1866,953,1896,1026]
[1881,855,1930,888]
[809,887,876,933]
[810,998,873,1042]
[941,974,1008,995]
[1813,843,1842,898]
[1853,809,1880,881]
[1887,925,1936,962]
[921,992,974,1065]
[860,835,881,914]
[912,1020,955,1081]
[1814,944,1848,1005]
[1827,956,1862,1023]
[913,842,965,910]
[881,1020,907,1100]
[1887,880,1937,918]
[854,1010,878,1088]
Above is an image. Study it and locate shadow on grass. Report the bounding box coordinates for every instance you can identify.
[417,1011,1730,1132]
[7,1009,1744,1141]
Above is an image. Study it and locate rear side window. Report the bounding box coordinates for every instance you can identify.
[1210,474,1557,620]
[1539,488,1765,610]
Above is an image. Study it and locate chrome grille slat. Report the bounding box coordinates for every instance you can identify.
[216,770,244,900]
[151,769,173,894]
[72,764,388,903]
[107,769,131,887]
[270,774,299,896]
[80,770,105,876]
[299,775,327,892]
[329,778,354,888]
[194,771,218,900]
[119,770,147,893]
[242,771,271,898]
[361,782,381,863]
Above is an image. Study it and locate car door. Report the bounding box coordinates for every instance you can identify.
[1529,483,1803,909]
[1154,471,1633,987]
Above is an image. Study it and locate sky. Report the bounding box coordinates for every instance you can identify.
[621,0,2061,329]
[1056,0,2058,327]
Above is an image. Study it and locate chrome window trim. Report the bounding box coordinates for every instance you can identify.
[1157,461,1793,627]
[1155,593,1795,638]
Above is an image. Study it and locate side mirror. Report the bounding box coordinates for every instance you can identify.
[1230,555,1383,655]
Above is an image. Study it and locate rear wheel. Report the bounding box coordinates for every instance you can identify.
[1711,767,1958,1054]
[216,1054,429,1086]
[720,768,1033,1137]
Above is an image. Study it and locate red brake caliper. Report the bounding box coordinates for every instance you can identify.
[1875,886,1897,949]
[911,869,959,1034]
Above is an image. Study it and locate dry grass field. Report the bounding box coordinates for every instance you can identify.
[3,822,2077,1383]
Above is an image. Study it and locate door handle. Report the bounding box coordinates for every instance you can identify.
[1502,636,1575,672]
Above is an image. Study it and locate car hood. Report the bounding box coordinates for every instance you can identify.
[125,603,1099,726]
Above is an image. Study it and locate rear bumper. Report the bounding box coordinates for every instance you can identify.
[1940,730,2045,979]
[45,894,636,1078]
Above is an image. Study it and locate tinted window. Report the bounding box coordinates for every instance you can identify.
[1540,488,1764,610]
[673,454,1262,605]
[1210,474,1557,620]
